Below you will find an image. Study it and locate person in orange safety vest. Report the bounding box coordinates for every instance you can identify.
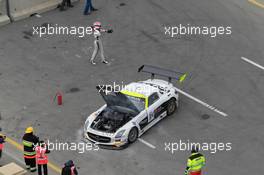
[35,140,50,175]
[61,160,78,175]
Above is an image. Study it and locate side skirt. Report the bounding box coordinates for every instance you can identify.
[138,111,167,137]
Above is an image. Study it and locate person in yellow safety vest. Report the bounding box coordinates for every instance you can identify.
[185,146,206,175]
[36,141,50,175]
[0,128,6,160]
[22,127,39,172]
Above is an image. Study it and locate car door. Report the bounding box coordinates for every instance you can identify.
[137,93,160,131]
[147,92,163,122]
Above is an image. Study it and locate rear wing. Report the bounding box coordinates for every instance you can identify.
[138,65,187,83]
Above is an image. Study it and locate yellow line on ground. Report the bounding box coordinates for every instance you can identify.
[248,0,264,8]
[4,136,61,174]
[6,137,23,151]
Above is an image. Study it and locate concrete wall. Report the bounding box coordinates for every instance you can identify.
[9,0,61,21]
[0,0,10,26]
[0,0,79,26]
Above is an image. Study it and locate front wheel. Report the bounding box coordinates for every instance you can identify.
[128,127,138,143]
[167,98,177,116]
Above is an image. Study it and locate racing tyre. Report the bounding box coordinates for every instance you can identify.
[167,98,177,116]
[128,127,138,143]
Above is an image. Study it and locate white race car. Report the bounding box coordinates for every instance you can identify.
[84,65,186,148]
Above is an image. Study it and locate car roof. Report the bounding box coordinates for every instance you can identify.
[121,82,158,97]
[121,79,172,97]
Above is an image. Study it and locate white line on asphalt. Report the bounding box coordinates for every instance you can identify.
[175,87,228,117]
[138,138,156,149]
[241,57,264,71]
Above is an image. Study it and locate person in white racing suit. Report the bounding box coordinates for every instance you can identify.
[90,21,113,65]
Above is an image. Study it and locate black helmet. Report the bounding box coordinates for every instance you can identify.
[191,145,199,153]
[38,140,45,147]
[65,160,74,167]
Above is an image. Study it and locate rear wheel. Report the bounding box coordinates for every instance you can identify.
[128,127,138,143]
[167,98,177,116]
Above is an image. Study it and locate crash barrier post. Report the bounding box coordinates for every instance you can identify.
[0,162,27,175]
[0,0,10,26]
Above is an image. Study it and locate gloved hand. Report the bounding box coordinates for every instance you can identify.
[107,29,113,33]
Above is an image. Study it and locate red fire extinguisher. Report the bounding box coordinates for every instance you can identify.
[54,92,63,105]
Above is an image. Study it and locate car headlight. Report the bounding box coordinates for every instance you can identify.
[84,120,90,131]
[84,112,98,130]
[115,130,126,138]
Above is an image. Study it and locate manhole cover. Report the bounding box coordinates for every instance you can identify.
[69,87,80,93]
[201,114,210,120]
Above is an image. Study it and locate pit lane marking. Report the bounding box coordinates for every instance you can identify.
[248,0,264,8]
[138,138,156,149]
[175,87,228,117]
[241,57,264,71]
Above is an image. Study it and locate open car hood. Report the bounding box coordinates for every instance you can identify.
[96,86,140,114]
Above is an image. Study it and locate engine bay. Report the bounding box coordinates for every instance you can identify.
[91,107,136,133]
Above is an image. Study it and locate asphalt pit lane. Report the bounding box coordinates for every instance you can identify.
[68,87,80,93]
[23,30,33,39]
[39,22,53,33]
[41,22,51,28]
[23,35,30,40]
[201,114,210,120]
[23,31,33,37]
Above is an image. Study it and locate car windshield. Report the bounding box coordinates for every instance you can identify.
[124,95,145,112]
